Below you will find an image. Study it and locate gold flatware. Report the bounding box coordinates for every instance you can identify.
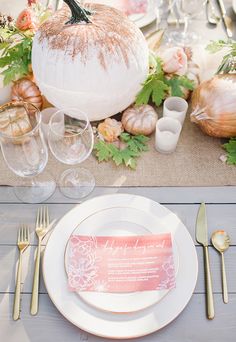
[31,206,49,315]
[13,225,30,321]
[206,0,220,25]
[217,0,233,37]
[211,230,230,304]
[196,203,215,320]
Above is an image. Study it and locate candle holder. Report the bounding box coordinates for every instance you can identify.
[155,117,182,154]
[163,97,188,125]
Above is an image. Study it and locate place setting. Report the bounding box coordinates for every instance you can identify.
[12,195,233,338]
[0,0,235,341]
[12,195,198,339]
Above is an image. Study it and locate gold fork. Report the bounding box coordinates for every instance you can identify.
[13,225,30,321]
[31,206,49,315]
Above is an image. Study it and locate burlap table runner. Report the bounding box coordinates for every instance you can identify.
[0,115,235,187]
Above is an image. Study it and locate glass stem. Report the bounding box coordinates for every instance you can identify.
[31,177,37,187]
[183,15,189,38]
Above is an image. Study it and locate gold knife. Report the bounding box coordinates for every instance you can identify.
[196,203,215,320]
[217,0,233,38]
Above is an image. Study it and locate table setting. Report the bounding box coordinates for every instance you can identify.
[0,0,236,342]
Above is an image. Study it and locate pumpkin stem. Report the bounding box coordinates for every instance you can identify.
[63,0,92,24]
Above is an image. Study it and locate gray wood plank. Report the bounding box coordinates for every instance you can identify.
[1,186,236,204]
[0,204,236,245]
[0,293,236,342]
[1,244,235,294]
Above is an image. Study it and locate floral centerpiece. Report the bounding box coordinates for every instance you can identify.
[0,1,198,170]
[0,0,51,85]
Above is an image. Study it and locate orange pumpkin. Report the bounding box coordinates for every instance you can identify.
[11,78,43,110]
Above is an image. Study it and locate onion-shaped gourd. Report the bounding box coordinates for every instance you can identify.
[11,78,43,110]
[190,74,236,138]
[32,0,149,121]
[122,104,158,135]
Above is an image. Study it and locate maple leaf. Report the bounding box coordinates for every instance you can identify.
[151,79,169,106]
[223,139,236,165]
[135,77,154,105]
[94,133,149,169]
[94,140,111,162]
[165,76,194,97]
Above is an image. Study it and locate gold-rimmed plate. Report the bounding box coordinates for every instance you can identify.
[43,194,198,339]
[64,206,179,313]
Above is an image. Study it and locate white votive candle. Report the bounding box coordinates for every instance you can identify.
[155,117,182,154]
[163,97,188,125]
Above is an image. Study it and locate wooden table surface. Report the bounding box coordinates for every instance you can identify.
[1,1,236,341]
[1,186,236,342]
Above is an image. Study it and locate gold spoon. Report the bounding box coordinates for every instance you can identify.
[211,230,230,304]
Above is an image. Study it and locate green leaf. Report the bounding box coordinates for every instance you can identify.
[0,33,32,84]
[94,134,149,169]
[94,140,112,162]
[206,39,236,74]
[165,76,194,97]
[120,132,131,142]
[155,56,164,75]
[151,79,169,106]
[223,139,236,165]
[206,40,230,53]
[135,78,154,105]
[133,135,149,144]
[0,55,11,67]
[0,42,9,50]
[135,77,169,107]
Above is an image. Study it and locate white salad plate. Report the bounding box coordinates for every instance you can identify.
[64,206,179,313]
[43,194,198,339]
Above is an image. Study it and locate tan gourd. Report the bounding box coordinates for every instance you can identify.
[122,105,158,136]
[0,104,32,140]
[11,78,43,110]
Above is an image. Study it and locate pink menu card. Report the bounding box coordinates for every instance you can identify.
[67,234,175,293]
[123,0,148,15]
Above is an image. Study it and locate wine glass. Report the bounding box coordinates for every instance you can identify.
[156,0,176,28]
[48,108,95,199]
[0,101,56,203]
[168,0,207,46]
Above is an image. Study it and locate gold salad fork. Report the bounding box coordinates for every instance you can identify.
[13,225,30,321]
[31,206,49,315]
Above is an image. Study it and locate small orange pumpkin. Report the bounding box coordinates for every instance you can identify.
[11,78,43,110]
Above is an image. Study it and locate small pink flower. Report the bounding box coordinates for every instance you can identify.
[161,47,188,76]
[16,9,37,31]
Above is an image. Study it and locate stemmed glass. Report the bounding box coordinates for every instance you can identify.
[0,101,56,203]
[155,0,177,26]
[168,0,207,46]
[48,108,95,199]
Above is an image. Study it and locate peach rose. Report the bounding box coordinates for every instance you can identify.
[161,47,188,76]
[28,0,37,6]
[16,9,37,31]
[98,118,124,143]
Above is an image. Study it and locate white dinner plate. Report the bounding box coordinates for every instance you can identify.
[233,0,236,14]
[64,206,179,313]
[43,194,198,339]
[130,0,157,28]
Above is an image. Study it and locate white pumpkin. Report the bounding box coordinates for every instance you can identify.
[32,0,149,121]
